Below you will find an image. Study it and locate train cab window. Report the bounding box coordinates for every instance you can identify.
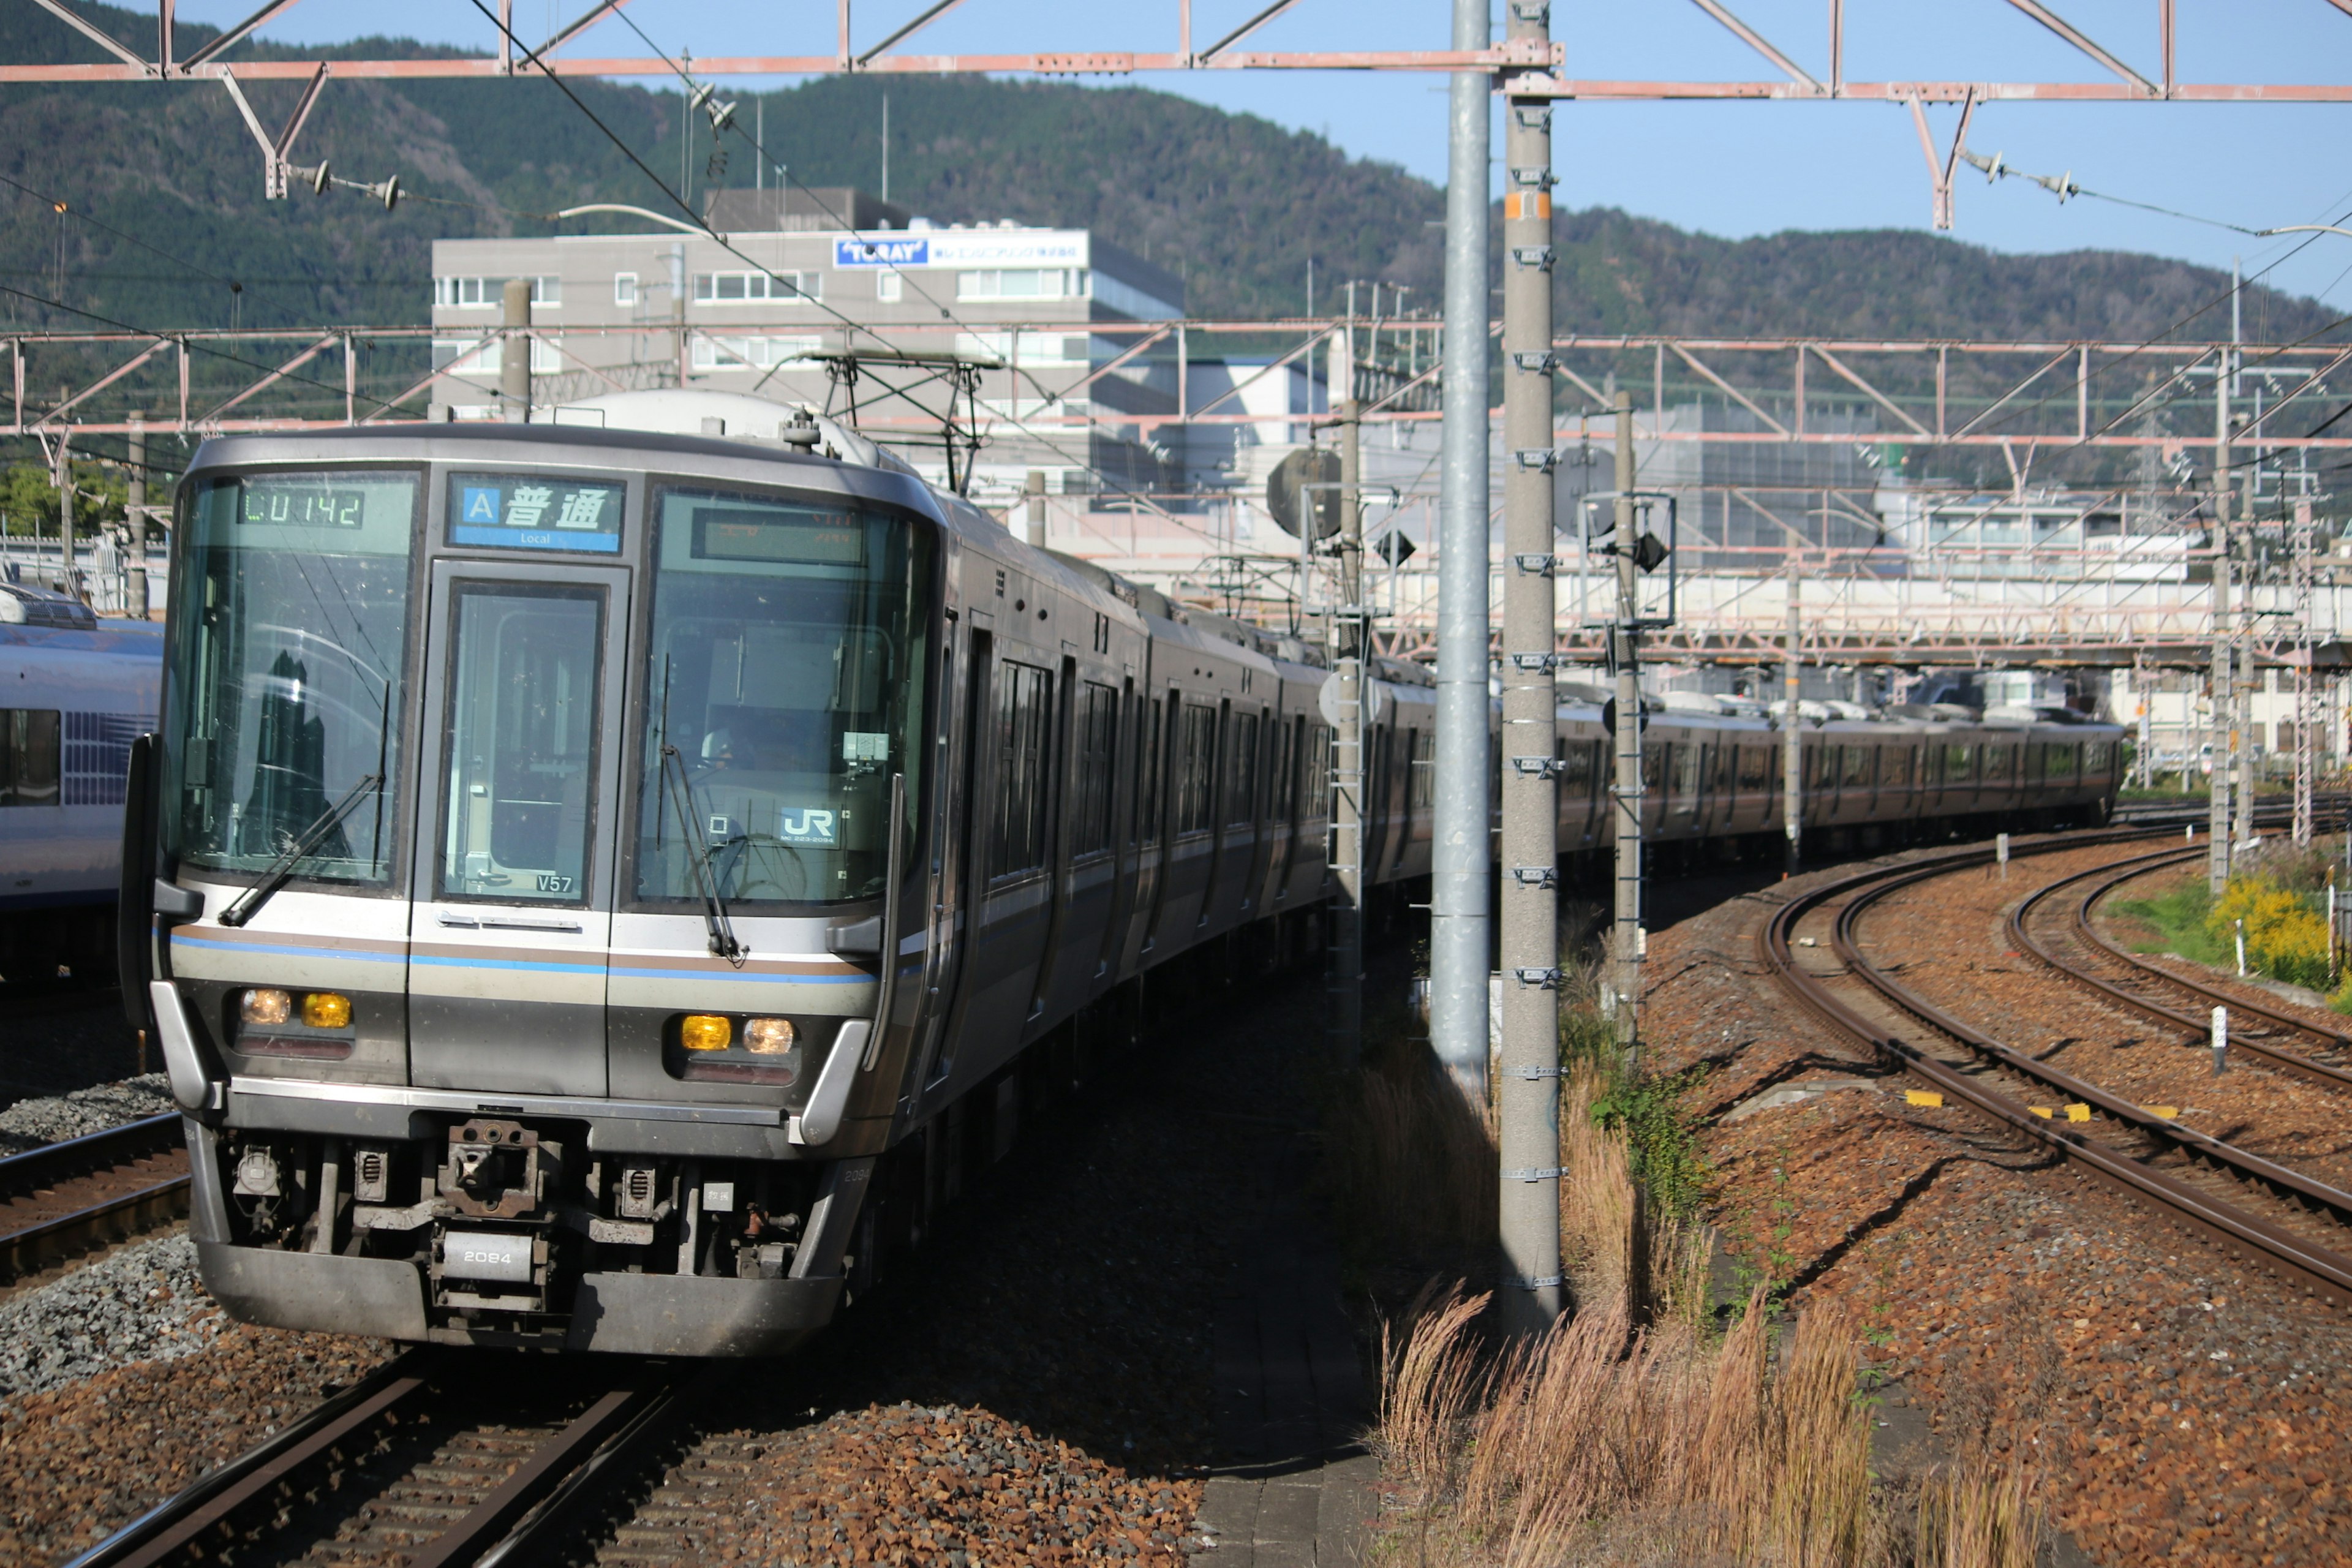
[0,709,61,807]
[989,662,1054,877]
[1073,680,1118,857]
[1175,703,1218,834]
[165,470,418,886]
[635,486,934,906]
[438,582,603,904]
[1226,710,1260,826]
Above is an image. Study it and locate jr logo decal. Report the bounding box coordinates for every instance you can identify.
[777,808,839,846]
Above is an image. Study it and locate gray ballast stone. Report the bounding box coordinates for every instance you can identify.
[0,1234,224,1403]
[0,1074,176,1156]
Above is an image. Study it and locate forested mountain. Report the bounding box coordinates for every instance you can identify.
[1,2,2338,347]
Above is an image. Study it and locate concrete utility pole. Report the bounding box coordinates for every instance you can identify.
[1429,0,1492,1107]
[126,413,148,620]
[1325,333,1366,1063]
[501,277,533,423]
[1495,0,1562,1335]
[1022,469,1047,548]
[2210,341,2233,895]
[2233,262,2258,853]
[52,428,78,603]
[1609,392,1642,1063]
[1783,557,1802,876]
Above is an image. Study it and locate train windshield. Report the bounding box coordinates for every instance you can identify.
[635,484,932,908]
[164,470,416,885]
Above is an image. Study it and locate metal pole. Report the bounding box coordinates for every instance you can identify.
[2209,347,2233,895]
[1496,1,1561,1335]
[53,426,77,603]
[2296,496,2316,846]
[1610,391,1641,1066]
[1430,0,1492,1107]
[501,277,532,423]
[1327,367,1366,1063]
[126,413,149,621]
[1784,556,1801,875]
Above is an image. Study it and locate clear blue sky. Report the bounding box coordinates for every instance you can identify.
[174,0,2352,307]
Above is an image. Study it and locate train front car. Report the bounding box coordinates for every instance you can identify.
[132,420,940,1355]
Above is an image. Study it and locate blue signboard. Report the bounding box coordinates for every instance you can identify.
[833,236,929,268]
[447,473,625,554]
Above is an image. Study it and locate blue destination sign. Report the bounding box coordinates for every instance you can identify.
[834,236,929,268]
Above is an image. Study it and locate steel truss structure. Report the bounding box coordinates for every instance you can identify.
[12,314,2348,671]
[11,2,2352,225]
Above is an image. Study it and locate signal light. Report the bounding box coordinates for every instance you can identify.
[1630,532,1670,573]
[680,1014,732,1051]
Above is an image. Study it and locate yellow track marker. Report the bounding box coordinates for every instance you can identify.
[2065,1104,2092,1123]
[1904,1090,1943,1108]
[2149,1106,2180,1120]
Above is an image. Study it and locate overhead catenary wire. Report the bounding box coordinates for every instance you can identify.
[461,0,1234,539]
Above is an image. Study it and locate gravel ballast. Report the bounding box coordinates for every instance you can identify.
[0,1073,176,1156]
[0,1234,222,1401]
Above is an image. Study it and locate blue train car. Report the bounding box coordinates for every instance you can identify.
[0,583,161,987]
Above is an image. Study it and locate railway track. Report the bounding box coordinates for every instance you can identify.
[0,1113,188,1283]
[1763,830,2352,1311]
[61,1348,701,1568]
[2009,846,2352,1091]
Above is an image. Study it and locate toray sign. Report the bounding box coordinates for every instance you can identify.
[834,236,929,268]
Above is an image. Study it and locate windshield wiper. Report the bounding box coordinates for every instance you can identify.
[217,771,384,928]
[660,740,745,962]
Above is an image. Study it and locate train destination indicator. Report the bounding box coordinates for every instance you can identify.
[448,473,625,553]
[239,484,369,528]
[690,505,865,567]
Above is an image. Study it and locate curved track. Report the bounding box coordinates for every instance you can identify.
[0,1114,187,1283]
[2008,847,2352,1092]
[1762,830,2352,1311]
[61,1349,697,1568]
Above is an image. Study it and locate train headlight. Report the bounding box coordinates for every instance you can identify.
[680,1014,733,1051]
[302,992,352,1029]
[743,1017,796,1055]
[241,988,292,1027]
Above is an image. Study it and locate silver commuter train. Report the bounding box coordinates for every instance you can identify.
[126,390,2116,1356]
[129,391,1436,1356]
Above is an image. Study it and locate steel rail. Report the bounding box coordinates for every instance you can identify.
[2008,850,2352,1092]
[1834,850,2352,1231]
[1760,832,2352,1310]
[61,1352,437,1568]
[61,1349,684,1568]
[0,1113,189,1280]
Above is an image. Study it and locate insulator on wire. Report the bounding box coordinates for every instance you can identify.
[289,160,330,194]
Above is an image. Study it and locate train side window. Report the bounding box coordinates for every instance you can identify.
[1945,743,1971,783]
[1226,710,1260,826]
[1136,696,1164,845]
[1073,681,1118,856]
[1674,742,1700,805]
[1883,747,1912,789]
[1408,729,1434,811]
[1736,745,1770,791]
[1267,717,1292,823]
[1305,725,1332,820]
[1842,745,1871,788]
[0,709,61,807]
[1643,739,1664,790]
[1175,703,1218,834]
[990,661,1053,877]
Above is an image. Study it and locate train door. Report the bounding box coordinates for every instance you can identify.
[923,624,993,1087]
[407,562,627,1095]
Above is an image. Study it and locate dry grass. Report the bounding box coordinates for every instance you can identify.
[1556,1060,1713,1329]
[1377,1288,1875,1567]
[1325,1035,1498,1268]
[1376,1283,1491,1508]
